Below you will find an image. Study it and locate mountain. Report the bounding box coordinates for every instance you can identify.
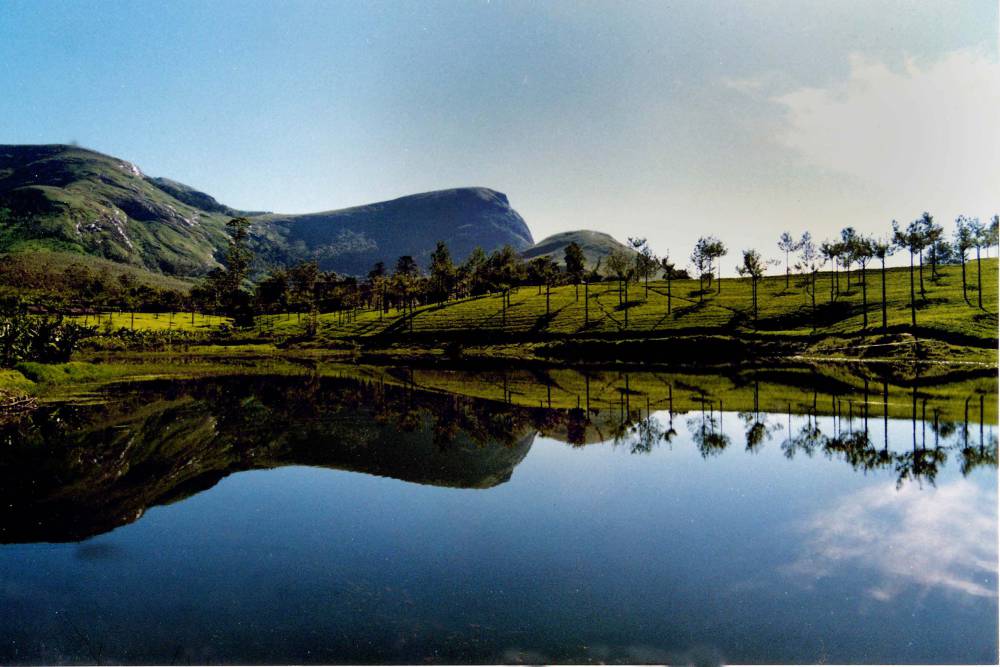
[0,144,533,278]
[254,187,533,276]
[522,230,636,269]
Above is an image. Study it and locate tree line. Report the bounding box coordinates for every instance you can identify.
[188,212,998,333]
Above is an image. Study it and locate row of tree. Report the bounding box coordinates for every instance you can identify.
[186,212,999,333]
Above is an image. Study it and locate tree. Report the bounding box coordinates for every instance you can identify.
[527,255,558,316]
[777,231,799,289]
[819,240,841,301]
[207,216,254,325]
[459,246,489,297]
[606,247,634,328]
[690,239,710,301]
[691,236,726,297]
[256,269,289,315]
[428,241,456,304]
[919,212,945,282]
[629,237,657,298]
[892,220,921,328]
[705,238,728,294]
[853,235,875,329]
[660,255,677,316]
[735,249,767,322]
[839,227,859,287]
[564,241,586,301]
[368,261,388,318]
[968,217,988,310]
[873,238,893,332]
[794,232,823,321]
[393,255,420,327]
[288,261,319,322]
[954,216,976,305]
[606,247,631,306]
[486,245,525,325]
[914,212,933,297]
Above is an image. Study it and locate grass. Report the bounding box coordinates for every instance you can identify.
[272,261,997,354]
[69,261,997,353]
[67,311,229,331]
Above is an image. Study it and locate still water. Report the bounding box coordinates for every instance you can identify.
[0,371,996,664]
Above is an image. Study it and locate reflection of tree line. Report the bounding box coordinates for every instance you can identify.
[2,372,997,543]
[415,370,996,488]
[475,370,997,487]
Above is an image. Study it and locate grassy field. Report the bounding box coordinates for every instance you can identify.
[44,260,998,376]
[68,310,229,331]
[271,260,998,347]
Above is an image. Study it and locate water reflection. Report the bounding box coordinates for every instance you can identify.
[1,370,995,545]
[788,478,998,601]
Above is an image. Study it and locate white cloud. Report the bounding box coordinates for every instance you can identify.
[787,479,998,601]
[772,50,1000,221]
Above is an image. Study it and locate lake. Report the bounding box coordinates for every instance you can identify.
[0,369,996,664]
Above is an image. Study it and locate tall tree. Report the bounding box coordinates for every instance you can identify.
[873,238,893,332]
[564,241,586,301]
[393,255,420,326]
[794,232,823,321]
[606,247,632,307]
[968,217,988,310]
[777,231,799,289]
[892,220,921,328]
[690,239,710,301]
[954,216,975,305]
[914,212,934,297]
[840,227,859,287]
[428,240,456,304]
[660,255,676,316]
[819,240,841,302]
[288,261,319,322]
[853,236,875,330]
[736,249,767,323]
[919,212,945,281]
[629,237,657,298]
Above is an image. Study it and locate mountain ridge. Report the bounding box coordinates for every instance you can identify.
[0,144,533,278]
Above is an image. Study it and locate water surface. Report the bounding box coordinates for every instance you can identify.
[0,371,996,664]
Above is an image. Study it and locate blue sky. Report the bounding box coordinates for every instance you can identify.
[1,0,997,266]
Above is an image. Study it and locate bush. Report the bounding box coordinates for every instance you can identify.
[0,314,95,366]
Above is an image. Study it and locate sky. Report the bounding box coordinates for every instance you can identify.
[1,0,998,271]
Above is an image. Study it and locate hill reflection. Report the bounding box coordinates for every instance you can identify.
[1,371,995,543]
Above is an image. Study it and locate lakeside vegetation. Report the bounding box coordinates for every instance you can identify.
[1,212,997,405]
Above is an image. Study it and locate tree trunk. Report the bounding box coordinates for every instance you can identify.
[545,283,550,317]
[785,251,790,288]
[880,258,887,332]
[861,264,867,329]
[909,251,917,328]
[961,254,968,305]
[584,282,589,324]
[976,246,983,309]
[667,276,672,315]
[918,250,925,298]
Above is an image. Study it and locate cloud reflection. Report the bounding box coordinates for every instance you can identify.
[788,479,997,600]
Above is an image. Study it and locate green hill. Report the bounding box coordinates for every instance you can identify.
[0,144,534,279]
[522,230,635,269]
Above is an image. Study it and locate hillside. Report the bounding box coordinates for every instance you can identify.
[254,187,533,275]
[0,145,233,275]
[0,144,533,279]
[522,230,635,269]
